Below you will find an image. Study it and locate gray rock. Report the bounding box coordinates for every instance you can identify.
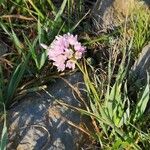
[92,0,114,32]
[144,0,150,6]
[91,0,150,33]
[0,41,8,56]
[131,43,150,80]
[7,72,88,150]
[128,43,150,113]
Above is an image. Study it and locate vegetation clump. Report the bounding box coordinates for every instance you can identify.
[0,0,150,149]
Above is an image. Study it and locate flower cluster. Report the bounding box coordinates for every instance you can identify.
[41,33,86,71]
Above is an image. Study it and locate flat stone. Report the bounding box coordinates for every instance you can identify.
[7,72,89,150]
[131,43,150,80]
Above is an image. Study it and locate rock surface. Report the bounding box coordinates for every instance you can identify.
[92,0,149,32]
[131,43,150,80]
[131,43,150,113]
[0,41,8,56]
[7,72,89,150]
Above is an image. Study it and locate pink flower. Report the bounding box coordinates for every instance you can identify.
[75,51,82,59]
[64,48,73,59]
[67,33,78,45]
[66,60,75,70]
[41,33,86,71]
[53,61,65,71]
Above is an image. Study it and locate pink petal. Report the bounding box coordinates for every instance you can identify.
[66,60,75,70]
[64,48,73,59]
[75,51,82,59]
[40,43,48,49]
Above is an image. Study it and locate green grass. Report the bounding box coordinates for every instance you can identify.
[0,103,7,150]
[119,2,150,58]
[0,0,150,149]
[0,0,87,107]
[77,42,150,149]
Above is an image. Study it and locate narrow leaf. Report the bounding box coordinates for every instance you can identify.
[133,73,150,122]
[6,54,30,105]
[0,103,7,150]
[54,0,67,21]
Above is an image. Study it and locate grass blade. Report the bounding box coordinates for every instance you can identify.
[11,29,24,55]
[47,0,57,16]
[133,73,150,122]
[0,66,4,103]
[54,0,67,22]
[6,54,30,105]
[28,0,44,19]
[0,103,7,150]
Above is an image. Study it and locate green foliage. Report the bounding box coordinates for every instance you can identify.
[132,74,149,122]
[77,40,150,149]
[132,7,150,57]
[0,0,86,108]
[0,103,7,150]
[0,66,4,104]
[0,22,24,55]
[5,54,30,105]
[23,33,47,71]
[0,53,30,106]
[121,4,150,58]
[0,0,150,149]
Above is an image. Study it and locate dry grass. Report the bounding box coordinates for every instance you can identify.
[114,0,149,24]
